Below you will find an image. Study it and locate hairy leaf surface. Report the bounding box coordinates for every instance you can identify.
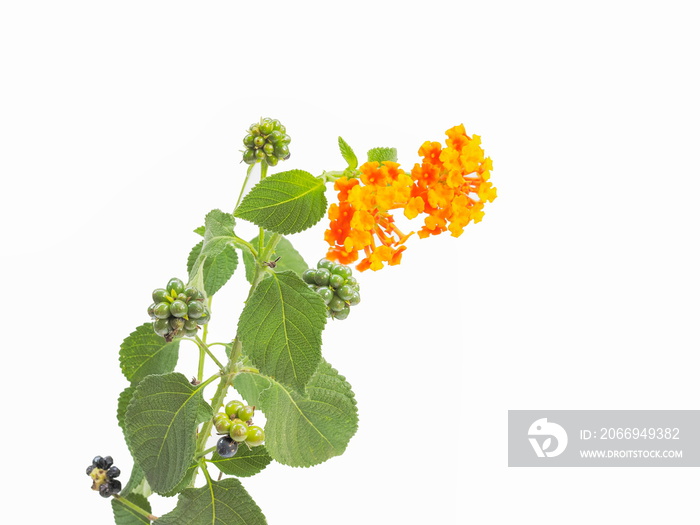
[237,271,327,392]
[235,170,327,234]
[119,323,179,384]
[234,360,358,467]
[124,373,211,495]
[158,478,267,525]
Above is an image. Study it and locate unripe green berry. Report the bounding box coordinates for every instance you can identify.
[332,264,352,279]
[302,269,317,284]
[187,301,205,319]
[266,154,278,166]
[170,300,188,318]
[246,426,265,447]
[316,286,334,304]
[152,288,169,303]
[255,149,266,160]
[316,258,334,270]
[243,134,255,147]
[329,273,344,289]
[184,318,199,331]
[274,143,290,159]
[215,417,233,433]
[237,405,255,422]
[154,302,171,319]
[169,317,185,331]
[225,400,244,418]
[147,303,157,319]
[230,420,249,442]
[347,291,361,306]
[260,120,274,135]
[253,136,265,148]
[167,278,185,295]
[328,296,346,312]
[153,318,170,336]
[314,268,331,286]
[336,285,355,301]
[243,148,256,164]
[333,305,350,320]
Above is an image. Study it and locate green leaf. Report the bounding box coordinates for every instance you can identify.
[161,462,199,497]
[193,225,205,236]
[158,478,267,525]
[124,373,211,495]
[367,146,398,164]
[112,493,152,525]
[338,136,358,170]
[242,234,308,283]
[234,170,327,235]
[211,445,272,478]
[117,386,153,500]
[200,209,236,257]
[238,271,327,392]
[187,240,238,296]
[119,324,180,385]
[234,360,358,467]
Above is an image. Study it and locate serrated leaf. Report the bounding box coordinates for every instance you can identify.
[200,209,236,257]
[112,493,153,525]
[158,478,267,525]
[161,462,199,497]
[367,146,398,164]
[238,271,327,392]
[234,170,327,235]
[233,360,358,467]
[187,240,238,296]
[193,225,205,236]
[124,373,210,495]
[242,234,308,283]
[119,324,180,385]
[211,445,272,478]
[338,136,358,170]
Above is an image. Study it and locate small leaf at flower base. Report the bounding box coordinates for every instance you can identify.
[119,323,180,385]
[367,146,398,164]
[237,271,327,392]
[157,478,267,525]
[235,169,328,235]
[233,360,358,468]
[338,136,358,170]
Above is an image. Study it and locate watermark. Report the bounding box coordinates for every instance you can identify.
[508,410,700,467]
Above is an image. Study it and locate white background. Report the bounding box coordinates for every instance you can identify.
[1,1,699,523]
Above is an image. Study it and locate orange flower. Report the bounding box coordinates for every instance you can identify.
[409,124,496,239]
[324,124,496,270]
[324,162,413,271]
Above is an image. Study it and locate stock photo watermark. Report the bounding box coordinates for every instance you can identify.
[508,411,700,467]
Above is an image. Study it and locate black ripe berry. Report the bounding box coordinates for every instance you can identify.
[99,483,112,498]
[216,436,239,458]
[106,466,120,479]
[92,456,107,469]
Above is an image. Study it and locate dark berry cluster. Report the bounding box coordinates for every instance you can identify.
[148,278,210,342]
[213,400,265,458]
[86,456,121,498]
[302,259,360,320]
[242,117,291,166]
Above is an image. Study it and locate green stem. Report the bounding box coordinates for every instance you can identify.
[197,344,205,383]
[196,445,217,459]
[234,162,256,212]
[112,494,159,521]
[195,336,225,370]
[231,235,258,258]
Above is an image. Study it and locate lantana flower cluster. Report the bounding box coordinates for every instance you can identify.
[325,124,497,271]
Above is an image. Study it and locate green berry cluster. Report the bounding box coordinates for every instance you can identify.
[302,259,360,320]
[242,117,291,166]
[86,455,121,498]
[213,400,265,458]
[147,278,210,342]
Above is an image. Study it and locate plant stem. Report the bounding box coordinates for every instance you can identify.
[196,445,217,459]
[195,336,225,370]
[234,162,256,212]
[112,494,159,521]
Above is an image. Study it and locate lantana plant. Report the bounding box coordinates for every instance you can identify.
[89,117,496,524]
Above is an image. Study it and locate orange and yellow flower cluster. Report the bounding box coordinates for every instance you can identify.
[324,124,496,271]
